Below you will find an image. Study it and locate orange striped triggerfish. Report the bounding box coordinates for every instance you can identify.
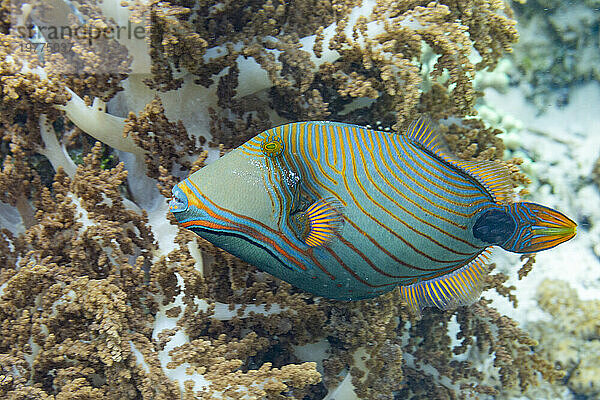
[169,120,576,314]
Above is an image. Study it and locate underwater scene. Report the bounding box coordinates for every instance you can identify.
[0,0,598,399]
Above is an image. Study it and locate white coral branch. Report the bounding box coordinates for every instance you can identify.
[57,88,145,156]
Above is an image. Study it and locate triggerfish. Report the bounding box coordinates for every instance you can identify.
[169,120,576,314]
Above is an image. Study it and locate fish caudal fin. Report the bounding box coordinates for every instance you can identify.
[291,198,344,247]
[400,250,491,318]
[501,202,577,253]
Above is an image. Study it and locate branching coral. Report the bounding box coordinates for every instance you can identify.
[511,0,600,107]
[0,154,181,398]
[118,0,518,134]
[529,279,600,398]
[593,154,600,190]
[0,0,556,399]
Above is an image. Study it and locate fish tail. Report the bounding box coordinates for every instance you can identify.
[501,202,577,253]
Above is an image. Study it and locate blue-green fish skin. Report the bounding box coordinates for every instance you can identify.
[170,120,576,313]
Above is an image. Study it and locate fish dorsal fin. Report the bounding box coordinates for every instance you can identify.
[400,249,492,318]
[405,118,514,204]
[446,158,514,204]
[405,118,449,156]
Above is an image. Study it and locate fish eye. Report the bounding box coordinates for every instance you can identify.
[260,134,285,158]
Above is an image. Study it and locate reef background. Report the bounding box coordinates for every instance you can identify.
[0,0,598,399]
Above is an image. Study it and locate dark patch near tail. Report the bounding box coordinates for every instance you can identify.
[473,209,515,245]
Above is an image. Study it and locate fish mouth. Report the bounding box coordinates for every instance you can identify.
[531,215,577,249]
[169,185,189,213]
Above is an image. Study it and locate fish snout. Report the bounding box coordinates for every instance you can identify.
[169,185,189,213]
[503,202,577,253]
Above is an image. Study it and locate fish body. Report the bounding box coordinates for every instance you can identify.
[170,120,576,313]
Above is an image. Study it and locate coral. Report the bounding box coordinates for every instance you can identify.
[0,0,556,399]
[511,0,600,107]
[123,97,202,195]
[568,342,600,397]
[121,0,518,133]
[593,154,600,190]
[440,118,505,161]
[529,279,600,397]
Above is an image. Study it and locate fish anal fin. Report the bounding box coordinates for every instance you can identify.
[293,197,344,247]
[400,249,491,318]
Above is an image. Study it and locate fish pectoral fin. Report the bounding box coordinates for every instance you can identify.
[400,249,491,318]
[291,197,344,247]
